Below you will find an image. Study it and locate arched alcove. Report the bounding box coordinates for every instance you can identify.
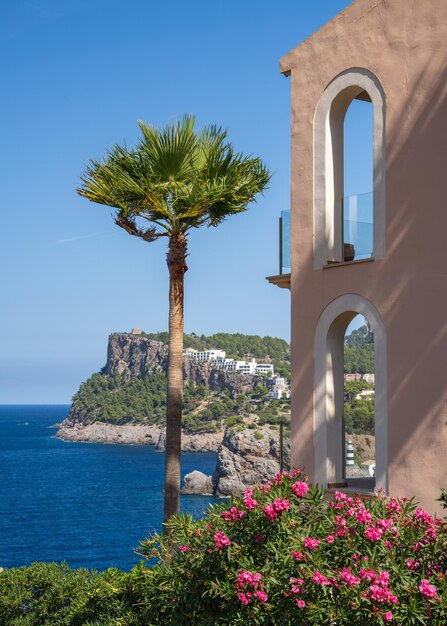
[313,68,386,268]
[314,294,387,492]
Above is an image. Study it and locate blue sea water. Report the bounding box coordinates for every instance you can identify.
[0,405,219,571]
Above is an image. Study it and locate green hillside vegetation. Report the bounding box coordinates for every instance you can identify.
[71,368,291,434]
[344,325,375,434]
[70,332,292,431]
[70,328,374,434]
[344,380,375,435]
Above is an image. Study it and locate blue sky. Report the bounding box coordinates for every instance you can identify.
[0,0,373,403]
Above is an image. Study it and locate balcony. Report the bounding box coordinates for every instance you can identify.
[342,192,373,262]
[266,210,291,289]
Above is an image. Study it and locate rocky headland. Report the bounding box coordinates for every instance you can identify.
[57,331,375,496]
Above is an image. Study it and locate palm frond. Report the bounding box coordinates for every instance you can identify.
[77,115,271,241]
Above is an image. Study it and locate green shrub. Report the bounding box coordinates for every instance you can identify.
[0,562,141,625]
[253,430,263,440]
[137,476,447,625]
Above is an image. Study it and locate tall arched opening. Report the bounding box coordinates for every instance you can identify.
[313,68,386,268]
[314,295,387,493]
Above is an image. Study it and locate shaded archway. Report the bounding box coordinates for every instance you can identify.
[314,294,387,492]
[313,68,386,268]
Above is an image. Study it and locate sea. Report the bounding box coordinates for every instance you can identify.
[0,405,219,571]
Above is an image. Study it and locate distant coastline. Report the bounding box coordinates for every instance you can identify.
[56,420,223,453]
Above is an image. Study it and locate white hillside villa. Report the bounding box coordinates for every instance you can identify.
[183,347,274,376]
[268,377,291,400]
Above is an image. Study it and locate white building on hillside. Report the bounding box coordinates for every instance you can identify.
[184,348,226,361]
[184,348,275,376]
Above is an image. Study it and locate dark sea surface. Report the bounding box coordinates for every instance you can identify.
[0,405,219,571]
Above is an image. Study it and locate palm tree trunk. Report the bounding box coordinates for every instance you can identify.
[163,233,188,532]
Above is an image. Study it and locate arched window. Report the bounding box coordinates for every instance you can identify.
[313,69,386,268]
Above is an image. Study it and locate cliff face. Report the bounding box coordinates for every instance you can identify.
[212,427,291,496]
[105,332,259,397]
[105,333,168,378]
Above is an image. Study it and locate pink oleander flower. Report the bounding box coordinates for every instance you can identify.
[255,533,263,543]
[214,531,231,549]
[237,570,262,588]
[313,571,331,585]
[291,550,305,561]
[359,568,376,582]
[377,518,394,531]
[425,527,437,540]
[384,610,393,622]
[292,481,309,497]
[326,535,335,543]
[335,491,347,500]
[179,545,190,553]
[290,576,305,594]
[339,567,361,586]
[385,540,393,550]
[414,508,434,525]
[221,506,246,522]
[255,590,268,603]
[419,579,438,600]
[365,526,383,541]
[356,508,372,524]
[405,559,419,570]
[386,499,402,513]
[243,488,258,510]
[273,498,291,512]
[259,481,272,493]
[238,592,251,605]
[264,504,278,522]
[304,537,321,550]
[296,599,306,608]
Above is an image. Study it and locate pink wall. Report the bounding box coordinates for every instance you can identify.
[282,0,447,512]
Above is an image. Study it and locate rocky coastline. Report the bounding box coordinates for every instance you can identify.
[56,421,223,453]
[56,420,375,497]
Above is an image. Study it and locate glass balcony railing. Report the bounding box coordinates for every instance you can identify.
[276,193,372,274]
[279,210,291,274]
[343,192,373,261]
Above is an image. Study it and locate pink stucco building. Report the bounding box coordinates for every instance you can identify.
[269,0,447,512]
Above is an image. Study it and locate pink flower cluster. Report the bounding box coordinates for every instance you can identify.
[313,571,332,585]
[264,498,291,522]
[221,506,246,522]
[179,545,190,553]
[243,488,258,511]
[289,576,306,607]
[292,481,309,498]
[236,570,268,605]
[338,567,361,587]
[365,526,383,541]
[418,578,438,600]
[213,531,231,550]
[304,537,321,550]
[366,571,398,606]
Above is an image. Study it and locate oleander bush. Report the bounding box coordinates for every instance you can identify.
[137,472,447,625]
[1,478,446,625]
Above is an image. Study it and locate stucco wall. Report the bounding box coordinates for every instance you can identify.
[283,0,447,512]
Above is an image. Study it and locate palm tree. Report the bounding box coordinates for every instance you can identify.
[77,115,271,529]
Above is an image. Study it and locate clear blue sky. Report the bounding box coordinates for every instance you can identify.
[0,0,372,403]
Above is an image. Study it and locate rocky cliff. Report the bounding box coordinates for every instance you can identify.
[180,426,291,496]
[105,332,259,396]
[212,426,291,496]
